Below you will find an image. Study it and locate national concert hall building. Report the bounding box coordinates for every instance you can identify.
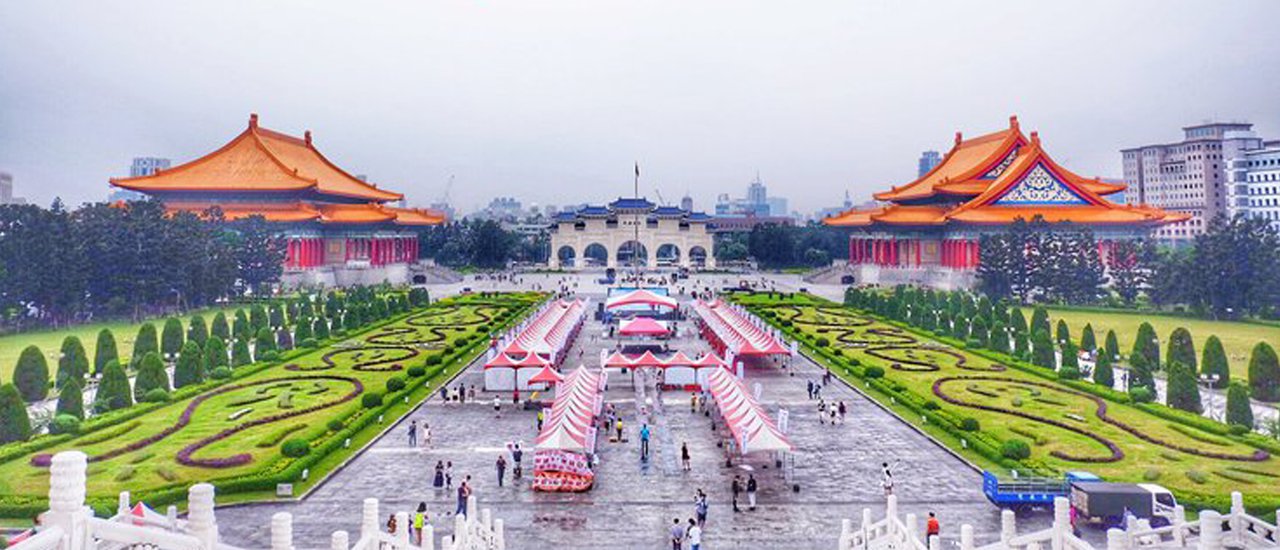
[110,114,446,288]
[824,116,1187,290]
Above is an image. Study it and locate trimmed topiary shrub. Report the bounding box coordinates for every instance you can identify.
[327,418,345,431]
[1105,329,1120,361]
[815,337,830,348]
[175,341,206,389]
[362,392,384,408]
[204,336,228,372]
[94,360,133,412]
[143,388,170,403]
[49,414,81,435]
[1201,336,1230,388]
[132,352,170,401]
[211,311,231,342]
[407,366,426,378]
[234,310,251,341]
[94,328,119,376]
[1080,323,1096,352]
[1059,341,1081,380]
[255,327,276,355]
[1094,352,1115,388]
[55,378,85,419]
[232,339,253,367]
[313,317,331,340]
[1055,319,1070,345]
[161,317,185,358]
[1001,439,1031,460]
[1165,361,1202,413]
[281,438,310,458]
[1166,327,1196,371]
[960,417,980,432]
[259,350,280,362]
[250,304,268,332]
[864,366,885,378]
[1031,330,1055,370]
[187,314,209,346]
[0,384,31,443]
[210,366,233,380]
[1129,385,1155,404]
[132,323,159,366]
[1248,342,1280,402]
[14,345,50,402]
[57,336,89,388]
[1226,382,1254,429]
[385,377,406,392]
[1030,307,1050,338]
[1133,322,1160,370]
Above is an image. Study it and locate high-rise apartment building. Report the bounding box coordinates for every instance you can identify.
[110,157,172,202]
[1121,123,1259,241]
[1226,139,1280,228]
[918,150,942,178]
[0,171,26,205]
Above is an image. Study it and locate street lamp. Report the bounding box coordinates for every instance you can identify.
[1198,373,1221,421]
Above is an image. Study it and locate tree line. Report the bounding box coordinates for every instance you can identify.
[0,288,429,443]
[417,219,546,269]
[977,214,1280,319]
[716,222,848,268]
[0,199,286,330]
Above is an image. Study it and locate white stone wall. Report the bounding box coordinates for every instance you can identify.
[549,214,715,270]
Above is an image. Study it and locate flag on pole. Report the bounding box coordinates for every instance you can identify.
[635,162,640,178]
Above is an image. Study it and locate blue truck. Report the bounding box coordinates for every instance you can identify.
[982,470,1101,512]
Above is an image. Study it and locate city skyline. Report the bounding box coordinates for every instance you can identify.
[1,1,1278,214]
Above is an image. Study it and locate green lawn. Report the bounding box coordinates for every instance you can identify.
[735,293,1280,512]
[0,292,542,515]
[1033,307,1280,379]
[0,306,242,382]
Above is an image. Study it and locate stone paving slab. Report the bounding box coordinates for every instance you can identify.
[216,284,1065,549]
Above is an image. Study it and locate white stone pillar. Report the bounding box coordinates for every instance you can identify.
[1230,491,1244,537]
[886,494,898,522]
[927,534,939,549]
[1052,496,1070,550]
[453,513,468,547]
[187,483,219,550]
[117,491,131,517]
[481,508,491,531]
[361,498,380,539]
[493,518,505,550]
[46,451,89,550]
[1000,509,1016,545]
[861,508,872,548]
[959,524,973,550]
[330,530,349,550]
[1199,510,1223,550]
[839,518,853,549]
[421,525,435,550]
[271,512,293,550]
[1172,505,1186,545]
[1105,528,1128,550]
[905,513,917,545]
[394,512,409,546]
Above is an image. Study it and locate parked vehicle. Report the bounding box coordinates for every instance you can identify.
[1070,481,1178,528]
[982,471,1100,512]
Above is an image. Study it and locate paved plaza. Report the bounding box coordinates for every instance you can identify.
[217,277,1057,548]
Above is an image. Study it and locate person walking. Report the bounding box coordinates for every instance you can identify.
[694,490,708,526]
[493,395,502,418]
[687,518,703,550]
[412,502,428,545]
[838,402,847,424]
[818,399,827,424]
[746,474,758,511]
[807,380,815,400]
[681,442,691,471]
[421,422,432,447]
[445,461,454,489]
[408,420,418,447]
[456,476,473,516]
[536,409,545,431]
[731,475,742,512]
[433,461,445,488]
[926,511,940,541]
[640,424,652,458]
[386,513,397,534]
[615,418,624,442]
[882,461,899,497]
[496,455,507,487]
[669,518,686,550]
[512,443,524,479]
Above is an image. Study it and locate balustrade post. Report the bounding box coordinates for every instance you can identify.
[1001,509,1016,545]
[960,524,973,550]
[927,534,939,549]
[1052,496,1069,550]
[187,483,219,550]
[271,512,293,550]
[1199,510,1223,550]
[493,518,505,550]
[481,507,492,530]
[46,451,90,550]
[861,508,872,547]
[1172,505,1186,545]
[117,491,130,517]
[331,530,349,550]
[1230,491,1245,538]
[1105,528,1128,550]
[421,525,434,550]
[454,513,468,547]
[395,512,409,547]
[886,494,898,521]
[839,518,853,549]
[362,498,380,540]
[905,513,917,545]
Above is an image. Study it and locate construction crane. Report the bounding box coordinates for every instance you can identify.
[440,174,454,204]
[653,188,671,206]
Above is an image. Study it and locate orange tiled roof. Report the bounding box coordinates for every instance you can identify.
[110,114,404,203]
[317,203,397,224]
[164,201,320,222]
[826,119,1184,229]
[161,201,449,226]
[387,207,448,226]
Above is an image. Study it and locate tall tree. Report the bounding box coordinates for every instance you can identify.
[231,215,287,293]
[1108,239,1155,305]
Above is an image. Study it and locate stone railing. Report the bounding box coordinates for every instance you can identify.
[838,493,1279,550]
[9,450,507,550]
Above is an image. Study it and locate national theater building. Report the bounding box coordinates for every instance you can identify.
[825,117,1187,289]
[110,114,446,287]
[548,198,716,270]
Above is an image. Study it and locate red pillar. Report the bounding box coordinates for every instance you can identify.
[970,239,980,270]
[942,240,949,268]
[915,239,922,267]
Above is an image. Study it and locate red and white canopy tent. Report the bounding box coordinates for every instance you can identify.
[692,299,793,373]
[618,317,670,338]
[533,367,607,493]
[484,299,588,391]
[604,289,678,311]
[705,366,793,456]
[598,349,731,388]
[529,364,565,385]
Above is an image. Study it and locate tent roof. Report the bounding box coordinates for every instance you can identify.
[618,317,670,336]
[529,365,565,383]
[605,289,678,310]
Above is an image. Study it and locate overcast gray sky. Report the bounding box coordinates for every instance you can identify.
[2,0,1278,215]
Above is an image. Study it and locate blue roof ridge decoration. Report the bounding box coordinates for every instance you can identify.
[609,197,656,209]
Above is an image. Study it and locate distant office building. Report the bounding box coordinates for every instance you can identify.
[109,157,172,202]
[471,197,525,221]
[766,196,788,217]
[1226,139,1280,227]
[0,171,26,205]
[715,174,785,217]
[680,194,693,212]
[1122,122,1261,242]
[918,150,942,178]
[815,190,857,220]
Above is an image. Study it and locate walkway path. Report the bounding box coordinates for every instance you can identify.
[216,281,1052,548]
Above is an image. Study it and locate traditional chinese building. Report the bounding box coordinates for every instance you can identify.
[548,198,716,269]
[824,117,1187,289]
[110,114,446,287]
